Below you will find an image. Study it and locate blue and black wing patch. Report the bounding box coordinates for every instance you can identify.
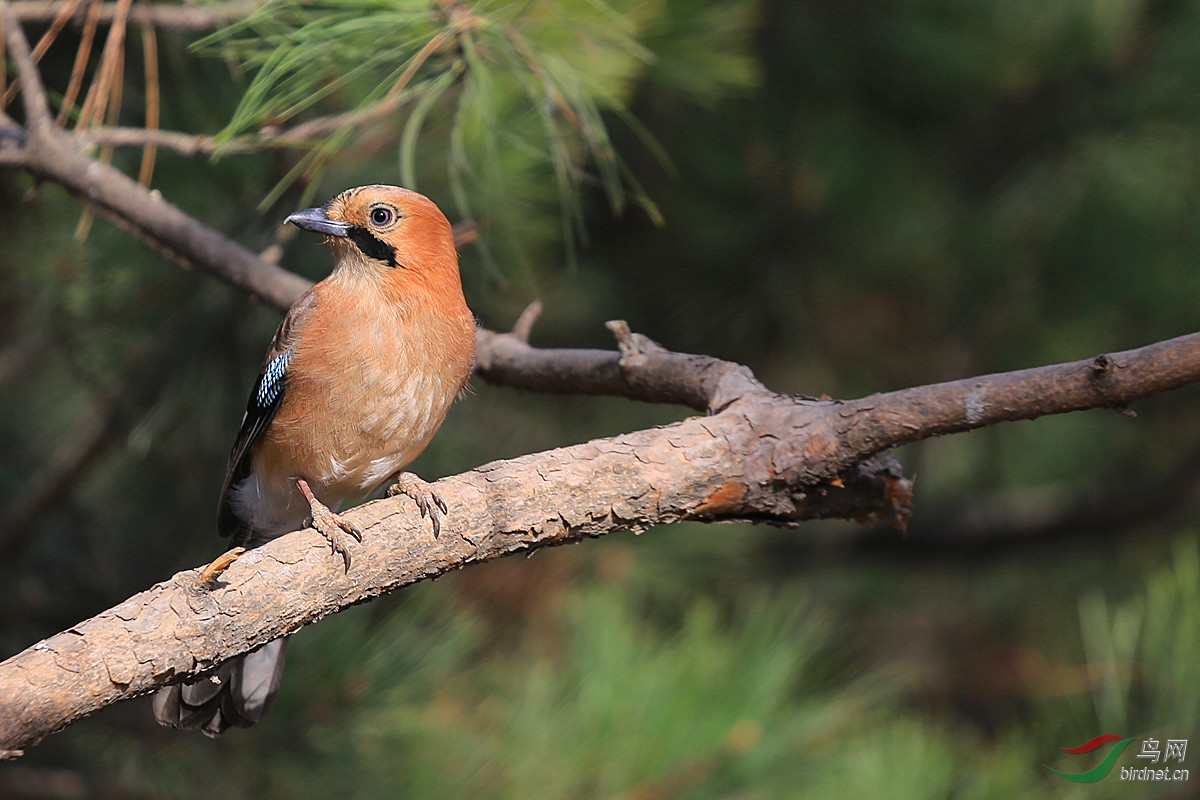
[256,349,292,410]
[217,347,293,541]
[216,289,315,543]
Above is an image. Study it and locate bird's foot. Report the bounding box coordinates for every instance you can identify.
[297,478,362,571]
[198,547,246,584]
[387,472,448,538]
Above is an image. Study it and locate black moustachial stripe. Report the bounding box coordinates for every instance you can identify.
[348,226,398,267]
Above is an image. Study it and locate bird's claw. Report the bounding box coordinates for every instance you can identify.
[388,473,447,538]
[309,504,362,571]
[298,478,361,571]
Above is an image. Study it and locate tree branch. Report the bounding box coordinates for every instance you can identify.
[475,306,770,413]
[70,124,242,156]
[2,0,54,134]
[4,323,1200,755]
[0,1,309,309]
[70,98,421,155]
[832,337,1200,458]
[23,127,310,307]
[9,0,254,30]
[0,390,909,756]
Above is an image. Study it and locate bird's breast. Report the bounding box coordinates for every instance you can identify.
[252,297,474,515]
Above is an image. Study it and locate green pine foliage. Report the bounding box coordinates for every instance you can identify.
[194,0,758,265]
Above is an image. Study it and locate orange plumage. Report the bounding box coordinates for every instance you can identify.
[232,187,475,539]
[154,185,475,736]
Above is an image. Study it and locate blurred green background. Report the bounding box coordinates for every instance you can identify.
[2,0,1199,796]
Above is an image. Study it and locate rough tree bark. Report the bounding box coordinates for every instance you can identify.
[3,1,1200,757]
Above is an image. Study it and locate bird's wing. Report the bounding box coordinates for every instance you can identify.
[217,289,317,540]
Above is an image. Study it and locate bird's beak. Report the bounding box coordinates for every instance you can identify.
[285,207,353,237]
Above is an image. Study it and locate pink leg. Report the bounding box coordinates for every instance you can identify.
[387,472,448,538]
[298,478,363,570]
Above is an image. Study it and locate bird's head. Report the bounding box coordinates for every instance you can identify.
[285,185,458,284]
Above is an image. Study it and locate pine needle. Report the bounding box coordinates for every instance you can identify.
[2,0,83,108]
[57,0,102,126]
[138,8,159,186]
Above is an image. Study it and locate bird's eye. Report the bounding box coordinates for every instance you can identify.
[369,206,395,227]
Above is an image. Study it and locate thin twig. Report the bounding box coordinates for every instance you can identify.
[386,31,448,101]
[1,0,54,132]
[14,26,443,162]
[74,125,243,154]
[70,90,424,156]
[250,30,447,152]
[451,218,477,250]
[510,299,542,344]
[475,317,768,413]
[1,118,312,308]
[278,88,422,142]
[10,0,254,30]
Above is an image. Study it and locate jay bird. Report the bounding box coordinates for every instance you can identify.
[153,185,476,736]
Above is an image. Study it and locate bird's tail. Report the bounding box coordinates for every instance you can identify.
[152,637,288,736]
